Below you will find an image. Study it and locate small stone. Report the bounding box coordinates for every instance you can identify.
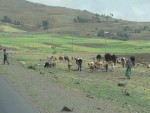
[118,81,127,86]
[86,94,94,98]
[74,81,80,84]
[61,106,73,112]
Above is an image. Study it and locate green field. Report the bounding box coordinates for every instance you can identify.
[0,32,150,54]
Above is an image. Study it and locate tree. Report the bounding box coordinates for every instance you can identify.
[14,20,21,25]
[95,13,100,18]
[134,29,141,33]
[117,32,129,40]
[42,20,49,29]
[2,16,11,23]
[97,30,105,37]
[76,16,89,23]
[143,26,148,30]
[123,26,130,31]
[110,13,113,17]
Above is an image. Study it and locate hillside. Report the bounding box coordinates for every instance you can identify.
[1,0,150,40]
[0,0,98,26]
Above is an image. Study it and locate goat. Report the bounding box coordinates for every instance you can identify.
[67,59,73,70]
[75,58,82,71]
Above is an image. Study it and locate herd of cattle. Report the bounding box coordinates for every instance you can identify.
[44,53,150,72]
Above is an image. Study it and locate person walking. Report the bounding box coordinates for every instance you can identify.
[3,49,9,65]
[125,59,132,79]
[130,56,135,67]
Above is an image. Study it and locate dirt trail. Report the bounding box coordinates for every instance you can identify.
[2,63,127,113]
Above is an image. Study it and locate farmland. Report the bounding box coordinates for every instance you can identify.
[0,29,150,54]
[0,28,150,113]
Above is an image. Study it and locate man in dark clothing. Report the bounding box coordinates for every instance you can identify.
[130,56,135,67]
[3,49,9,65]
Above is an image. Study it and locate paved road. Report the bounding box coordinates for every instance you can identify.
[0,74,38,113]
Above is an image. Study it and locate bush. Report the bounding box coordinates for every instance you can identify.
[97,30,105,37]
[2,16,11,23]
[27,64,36,70]
[42,20,49,29]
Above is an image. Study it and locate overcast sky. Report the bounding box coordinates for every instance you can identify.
[27,0,150,22]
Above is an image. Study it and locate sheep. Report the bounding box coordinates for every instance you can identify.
[94,61,104,69]
[88,61,97,72]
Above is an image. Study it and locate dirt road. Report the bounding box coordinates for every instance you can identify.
[0,74,38,113]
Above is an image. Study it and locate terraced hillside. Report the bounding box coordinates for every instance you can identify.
[0,0,150,40]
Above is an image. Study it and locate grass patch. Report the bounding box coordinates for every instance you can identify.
[0,25,25,32]
[0,33,150,54]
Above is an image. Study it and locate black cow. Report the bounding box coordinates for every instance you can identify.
[105,53,117,65]
[111,54,117,65]
[104,53,112,62]
[96,54,102,61]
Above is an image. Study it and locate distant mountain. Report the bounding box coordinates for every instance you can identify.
[1,0,150,40]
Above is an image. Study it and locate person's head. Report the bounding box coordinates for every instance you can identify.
[3,49,6,52]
